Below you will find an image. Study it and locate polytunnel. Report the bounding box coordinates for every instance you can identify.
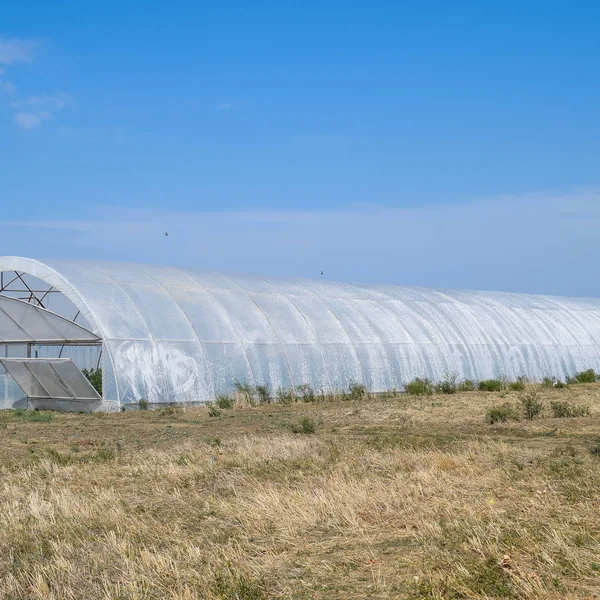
[1,256,600,411]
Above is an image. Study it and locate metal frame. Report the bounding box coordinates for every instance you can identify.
[0,271,62,309]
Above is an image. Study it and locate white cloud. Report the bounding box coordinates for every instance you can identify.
[0,37,40,65]
[14,112,45,129]
[0,37,70,130]
[10,93,70,129]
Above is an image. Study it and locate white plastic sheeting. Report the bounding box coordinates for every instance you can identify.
[1,256,600,407]
[0,294,100,343]
[0,358,101,401]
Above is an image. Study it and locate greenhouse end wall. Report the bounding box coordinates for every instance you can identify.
[1,256,600,410]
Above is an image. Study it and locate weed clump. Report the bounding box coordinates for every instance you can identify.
[508,377,526,391]
[566,369,598,384]
[255,385,272,404]
[159,406,182,417]
[479,379,503,392]
[295,384,316,403]
[486,402,520,424]
[348,382,366,400]
[435,374,457,395]
[519,390,544,419]
[550,401,589,418]
[276,388,295,404]
[405,378,433,396]
[291,416,316,434]
[457,379,476,392]
[215,394,234,409]
[138,398,149,410]
[589,437,600,456]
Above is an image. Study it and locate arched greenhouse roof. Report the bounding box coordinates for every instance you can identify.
[2,256,600,408]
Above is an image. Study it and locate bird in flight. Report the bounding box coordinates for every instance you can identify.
[165,232,169,236]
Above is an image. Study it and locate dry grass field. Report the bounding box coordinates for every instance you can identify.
[1,384,600,599]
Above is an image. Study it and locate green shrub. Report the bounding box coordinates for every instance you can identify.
[457,379,476,392]
[555,380,567,389]
[348,382,367,400]
[550,401,589,418]
[405,378,433,396]
[208,406,221,418]
[567,369,597,384]
[291,416,316,434]
[255,384,272,404]
[542,377,556,388]
[138,398,149,410]
[479,379,504,392]
[276,388,295,404]
[295,384,316,403]
[215,394,234,409]
[82,368,102,395]
[519,390,544,419]
[508,378,526,391]
[486,402,520,424]
[436,374,457,395]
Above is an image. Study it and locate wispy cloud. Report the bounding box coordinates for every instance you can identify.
[216,103,236,111]
[1,189,600,297]
[0,36,71,130]
[0,37,40,65]
[11,93,71,129]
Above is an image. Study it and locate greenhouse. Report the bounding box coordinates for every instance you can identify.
[1,256,600,412]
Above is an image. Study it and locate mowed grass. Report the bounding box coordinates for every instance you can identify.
[1,385,600,598]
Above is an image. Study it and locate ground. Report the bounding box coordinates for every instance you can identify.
[1,384,600,599]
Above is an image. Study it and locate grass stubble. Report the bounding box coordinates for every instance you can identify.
[0,383,599,598]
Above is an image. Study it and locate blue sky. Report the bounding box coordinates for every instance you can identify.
[1,1,600,296]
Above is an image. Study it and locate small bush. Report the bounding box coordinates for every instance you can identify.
[215,394,234,409]
[542,377,556,388]
[276,388,295,404]
[555,380,567,389]
[479,379,504,392]
[348,382,367,400]
[436,374,457,395]
[291,416,316,434]
[295,384,316,403]
[255,385,272,404]
[233,380,254,395]
[405,378,433,396]
[138,398,149,410]
[567,369,597,384]
[208,406,222,418]
[519,390,544,419]
[82,368,103,395]
[508,378,526,391]
[486,402,520,424]
[550,401,589,418]
[457,379,476,392]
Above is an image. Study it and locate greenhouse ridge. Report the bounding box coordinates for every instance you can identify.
[1,256,600,411]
